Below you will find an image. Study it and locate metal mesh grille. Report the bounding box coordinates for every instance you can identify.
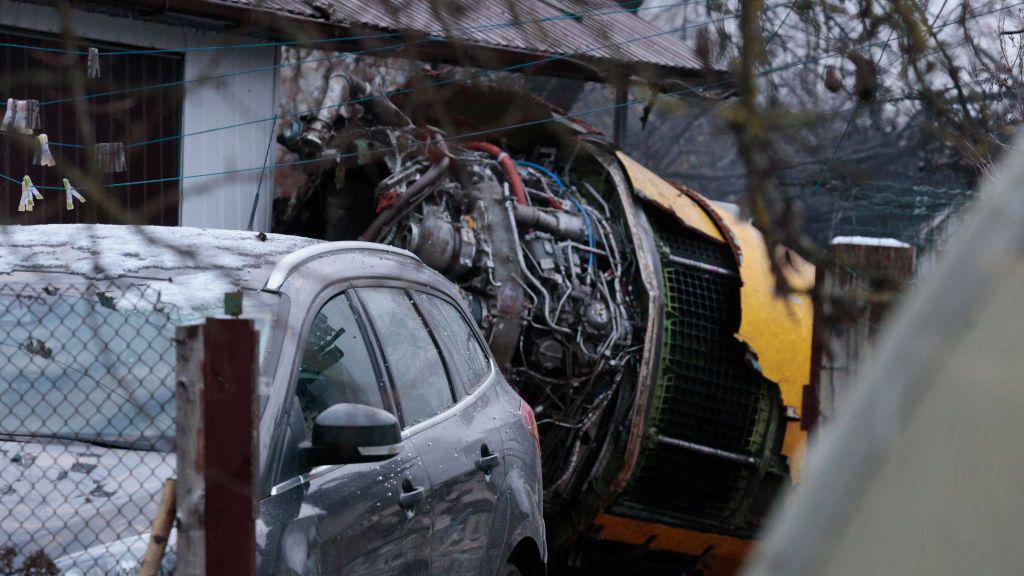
[660,266,759,452]
[618,214,781,529]
[660,233,735,270]
[0,282,177,574]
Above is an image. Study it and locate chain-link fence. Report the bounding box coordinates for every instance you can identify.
[0,281,177,575]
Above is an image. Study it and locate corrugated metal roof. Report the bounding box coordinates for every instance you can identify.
[216,0,710,75]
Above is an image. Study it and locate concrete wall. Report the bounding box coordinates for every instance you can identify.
[0,0,278,231]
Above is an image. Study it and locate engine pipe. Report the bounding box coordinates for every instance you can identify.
[511,203,588,243]
[462,142,528,206]
[358,157,451,242]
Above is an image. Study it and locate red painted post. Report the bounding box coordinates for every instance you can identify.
[202,317,258,576]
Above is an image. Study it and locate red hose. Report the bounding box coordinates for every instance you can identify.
[462,141,528,206]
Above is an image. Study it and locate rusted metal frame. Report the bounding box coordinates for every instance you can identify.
[588,145,663,498]
[655,434,758,466]
[665,253,739,278]
[727,384,784,526]
[669,180,744,266]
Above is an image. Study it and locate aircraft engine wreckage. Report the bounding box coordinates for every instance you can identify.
[275,72,814,572]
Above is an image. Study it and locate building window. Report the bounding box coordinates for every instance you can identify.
[0,28,183,225]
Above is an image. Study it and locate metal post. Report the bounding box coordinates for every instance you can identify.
[613,72,628,146]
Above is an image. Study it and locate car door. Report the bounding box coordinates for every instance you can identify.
[360,286,508,576]
[259,290,432,576]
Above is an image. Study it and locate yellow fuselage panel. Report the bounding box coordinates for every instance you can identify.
[711,207,814,476]
[615,152,726,243]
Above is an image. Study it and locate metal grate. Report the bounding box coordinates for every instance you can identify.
[616,211,785,531]
[661,233,736,271]
[0,282,177,573]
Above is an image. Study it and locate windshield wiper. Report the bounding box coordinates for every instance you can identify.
[0,432,166,452]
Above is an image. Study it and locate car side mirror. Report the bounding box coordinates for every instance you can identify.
[300,403,402,468]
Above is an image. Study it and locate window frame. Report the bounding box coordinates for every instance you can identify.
[352,286,458,430]
[291,289,396,427]
[267,275,498,489]
[408,289,494,398]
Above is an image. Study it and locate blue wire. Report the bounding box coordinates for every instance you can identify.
[0,0,702,112]
[0,0,654,57]
[3,1,1016,194]
[515,160,566,190]
[21,1,727,151]
[515,160,595,270]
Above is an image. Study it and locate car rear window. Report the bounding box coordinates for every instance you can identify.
[413,291,491,396]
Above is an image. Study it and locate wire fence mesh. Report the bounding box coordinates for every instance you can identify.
[0,280,177,575]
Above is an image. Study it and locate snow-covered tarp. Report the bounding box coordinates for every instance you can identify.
[0,224,318,310]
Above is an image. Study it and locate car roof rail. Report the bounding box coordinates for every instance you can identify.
[264,241,420,291]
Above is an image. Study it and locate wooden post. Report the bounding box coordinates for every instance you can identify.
[175,324,205,576]
[139,479,177,576]
[811,237,916,423]
[202,317,258,576]
[175,317,258,575]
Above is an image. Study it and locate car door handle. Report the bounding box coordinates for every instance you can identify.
[399,484,425,509]
[476,453,500,473]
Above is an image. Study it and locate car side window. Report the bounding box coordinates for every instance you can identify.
[295,292,385,438]
[358,287,455,428]
[413,292,491,397]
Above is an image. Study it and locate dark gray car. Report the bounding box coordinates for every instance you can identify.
[0,224,545,576]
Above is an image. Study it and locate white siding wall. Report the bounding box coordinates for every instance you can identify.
[0,0,278,231]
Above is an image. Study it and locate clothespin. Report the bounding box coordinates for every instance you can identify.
[87,48,100,79]
[95,142,126,173]
[12,100,29,134]
[19,176,41,212]
[1,99,14,132]
[26,100,40,132]
[34,134,55,167]
[64,178,85,211]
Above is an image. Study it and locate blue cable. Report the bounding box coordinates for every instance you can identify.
[515,160,566,190]
[23,1,730,151]
[0,0,654,56]
[515,160,595,270]
[2,1,1015,193]
[0,0,703,112]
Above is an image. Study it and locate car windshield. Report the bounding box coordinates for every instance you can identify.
[0,281,281,452]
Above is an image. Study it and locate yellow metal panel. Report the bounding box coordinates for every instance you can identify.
[602,158,814,565]
[616,151,726,243]
[594,514,752,575]
[710,206,815,477]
